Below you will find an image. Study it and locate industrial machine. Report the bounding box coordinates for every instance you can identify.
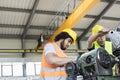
[108,26,120,75]
[66,48,115,80]
[65,26,120,80]
[108,27,120,57]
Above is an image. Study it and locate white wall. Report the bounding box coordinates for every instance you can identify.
[0,39,21,49]
[80,41,87,49]
[0,39,37,49]
[0,39,40,58]
[0,39,38,49]
[24,40,38,49]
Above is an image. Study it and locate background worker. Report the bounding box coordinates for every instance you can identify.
[40,28,77,80]
[87,25,116,75]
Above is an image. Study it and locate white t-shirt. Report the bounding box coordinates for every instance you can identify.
[44,43,56,55]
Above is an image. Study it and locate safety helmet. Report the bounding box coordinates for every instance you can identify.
[62,28,77,45]
[92,25,104,34]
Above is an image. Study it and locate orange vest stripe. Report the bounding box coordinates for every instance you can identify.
[41,54,57,68]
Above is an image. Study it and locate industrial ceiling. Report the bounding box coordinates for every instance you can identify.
[0,0,120,47]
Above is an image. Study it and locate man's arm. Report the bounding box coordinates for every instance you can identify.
[46,53,75,67]
[87,28,109,49]
[87,34,100,49]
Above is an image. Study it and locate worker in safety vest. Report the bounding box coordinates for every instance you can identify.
[87,25,116,75]
[40,28,77,80]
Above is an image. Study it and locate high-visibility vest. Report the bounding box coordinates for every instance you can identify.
[94,41,115,75]
[94,41,112,55]
[40,42,68,80]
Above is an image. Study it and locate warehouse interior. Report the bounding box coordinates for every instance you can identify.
[0,0,120,80]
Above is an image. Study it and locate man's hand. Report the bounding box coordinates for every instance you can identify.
[98,28,109,36]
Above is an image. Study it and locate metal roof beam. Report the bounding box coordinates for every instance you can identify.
[102,16,120,21]
[0,7,119,22]
[85,15,120,21]
[0,24,48,29]
[101,0,120,4]
[36,10,69,16]
[0,7,30,13]
[0,24,85,31]
[21,0,39,39]
[0,34,21,39]
[0,7,69,16]
[77,0,116,49]
[0,34,38,39]
[21,0,39,57]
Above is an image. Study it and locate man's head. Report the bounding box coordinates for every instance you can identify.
[55,28,77,50]
[92,25,106,45]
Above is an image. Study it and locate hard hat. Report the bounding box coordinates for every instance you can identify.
[62,28,77,45]
[92,25,104,34]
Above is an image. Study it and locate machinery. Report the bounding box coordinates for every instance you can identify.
[65,26,120,80]
[108,27,120,57]
[108,26,120,75]
[66,48,114,80]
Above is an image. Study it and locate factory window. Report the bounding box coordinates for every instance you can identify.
[2,64,12,76]
[26,62,35,76]
[13,63,23,76]
[0,64,1,77]
[0,62,41,77]
[35,63,41,75]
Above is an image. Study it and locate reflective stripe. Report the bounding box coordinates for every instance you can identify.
[40,67,67,77]
[40,76,66,80]
[40,70,67,77]
[104,41,112,55]
[41,67,65,72]
[112,65,116,76]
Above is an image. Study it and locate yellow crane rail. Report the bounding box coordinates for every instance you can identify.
[48,0,100,42]
[38,0,100,49]
[0,49,88,53]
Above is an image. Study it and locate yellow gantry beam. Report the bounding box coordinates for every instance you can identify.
[48,0,100,42]
[0,49,88,53]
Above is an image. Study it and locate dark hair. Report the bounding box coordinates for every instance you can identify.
[55,32,73,42]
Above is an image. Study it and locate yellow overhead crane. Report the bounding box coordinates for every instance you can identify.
[38,0,100,49]
[48,0,100,42]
